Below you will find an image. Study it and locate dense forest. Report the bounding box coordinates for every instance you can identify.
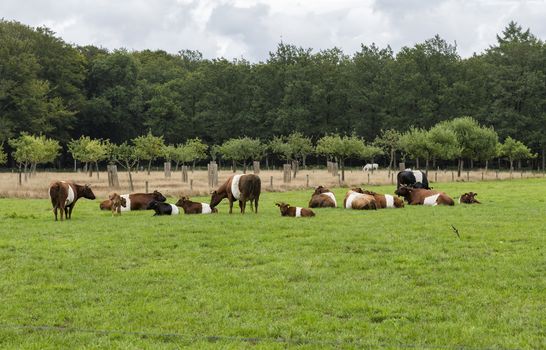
[0,19,545,169]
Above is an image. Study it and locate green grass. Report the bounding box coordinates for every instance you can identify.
[0,179,545,349]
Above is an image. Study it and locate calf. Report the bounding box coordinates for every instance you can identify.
[109,192,127,216]
[49,181,96,221]
[147,201,180,216]
[308,186,337,208]
[361,189,404,208]
[276,202,315,217]
[175,196,218,214]
[397,169,430,189]
[343,188,377,210]
[459,192,481,204]
[395,186,454,206]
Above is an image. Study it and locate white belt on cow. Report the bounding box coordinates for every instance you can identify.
[231,174,242,200]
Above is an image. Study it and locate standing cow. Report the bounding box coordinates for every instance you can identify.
[343,188,377,210]
[395,186,454,206]
[360,189,404,208]
[397,169,430,189]
[49,181,96,221]
[308,186,337,208]
[210,174,261,214]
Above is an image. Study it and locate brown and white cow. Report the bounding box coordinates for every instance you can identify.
[395,186,454,206]
[276,202,315,217]
[49,181,96,221]
[459,192,481,204]
[343,188,377,210]
[109,192,127,216]
[361,189,404,208]
[175,196,218,214]
[210,174,261,214]
[308,186,337,208]
[99,190,167,212]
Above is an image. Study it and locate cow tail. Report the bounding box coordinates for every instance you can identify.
[252,176,261,199]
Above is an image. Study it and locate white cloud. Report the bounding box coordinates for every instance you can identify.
[1,0,545,61]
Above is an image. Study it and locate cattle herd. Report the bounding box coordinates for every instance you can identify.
[48,169,481,221]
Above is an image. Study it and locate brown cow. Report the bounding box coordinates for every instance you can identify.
[175,196,218,214]
[361,189,404,209]
[459,192,481,204]
[276,202,315,217]
[395,186,454,206]
[210,174,261,214]
[49,181,96,221]
[99,190,167,211]
[308,186,337,208]
[343,188,377,210]
[109,193,127,216]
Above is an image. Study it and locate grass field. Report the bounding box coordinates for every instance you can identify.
[0,179,545,349]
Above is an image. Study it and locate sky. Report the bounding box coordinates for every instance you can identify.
[2,0,545,61]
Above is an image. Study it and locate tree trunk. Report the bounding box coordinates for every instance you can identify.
[128,168,134,191]
[89,162,93,177]
[470,159,474,169]
[416,157,420,169]
[302,155,307,169]
[232,160,236,173]
[509,159,514,175]
[265,155,269,170]
[425,158,429,176]
[458,158,463,177]
[485,160,489,173]
[192,160,196,172]
[96,161,100,179]
[243,160,247,174]
[542,146,545,171]
[147,159,152,175]
[73,159,77,172]
[517,159,521,170]
[341,159,345,181]
[292,160,298,178]
[175,161,179,172]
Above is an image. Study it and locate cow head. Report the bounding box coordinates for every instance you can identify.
[460,192,480,204]
[313,186,330,195]
[146,200,160,210]
[351,187,364,194]
[395,185,413,199]
[82,184,96,200]
[120,196,127,208]
[275,202,290,215]
[152,190,167,202]
[210,190,225,208]
[175,196,190,207]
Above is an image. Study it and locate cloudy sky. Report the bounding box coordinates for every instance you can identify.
[2,0,545,61]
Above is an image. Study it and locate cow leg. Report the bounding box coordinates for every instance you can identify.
[68,205,74,219]
[239,200,244,214]
[229,200,233,214]
[53,206,58,221]
[254,198,258,214]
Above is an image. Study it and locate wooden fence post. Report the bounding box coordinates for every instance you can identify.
[367,173,370,184]
[190,179,193,191]
[283,164,291,183]
[181,166,188,183]
[332,163,338,177]
[467,170,470,181]
[145,181,149,193]
[451,171,454,182]
[306,174,309,188]
[253,161,260,174]
[164,162,171,178]
[107,164,120,188]
[270,176,273,189]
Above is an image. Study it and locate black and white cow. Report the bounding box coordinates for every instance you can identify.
[397,169,430,189]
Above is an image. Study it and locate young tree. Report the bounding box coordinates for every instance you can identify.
[427,123,460,166]
[0,144,6,166]
[374,129,402,176]
[8,133,60,180]
[185,138,208,170]
[500,137,536,173]
[316,134,367,181]
[68,136,109,178]
[219,137,263,173]
[361,144,384,168]
[133,131,165,175]
[287,132,314,177]
[109,142,138,191]
[399,128,432,170]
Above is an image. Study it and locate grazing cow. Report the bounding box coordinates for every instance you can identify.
[395,186,454,206]
[276,202,315,217]
[210,174,261,214]
[308,186,337,208]
[99,190,167,211]
[49,181,96,221]
[175,196,218,214]
[109,192,127,216]
[343,188,377,210]
[397,169,430,189]
[147,200,180,216]
[363,163,379,171]
[459,192,481,204]
[361,189,404,208]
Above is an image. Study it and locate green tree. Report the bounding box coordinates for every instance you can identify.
[109,142,138,191]
[68,136,109,178]
[374,129,402,175]
[500,137,536,173]
[8,133,60,180]
[219,137,263,173]
[0,144,7,165]
[133,131,165,174]
[427,123,460,166]
[316,134,366,181]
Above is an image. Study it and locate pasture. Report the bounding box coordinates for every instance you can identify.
[0,179,545,349]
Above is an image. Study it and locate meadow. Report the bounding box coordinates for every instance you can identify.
[0,179,545,349]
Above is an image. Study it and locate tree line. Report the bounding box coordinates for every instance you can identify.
[0,19,544,169]
[4,117,535,185]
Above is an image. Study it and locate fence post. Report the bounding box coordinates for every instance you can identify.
[283,164,291,183]
[332,163,338,177]
[145,181,149,193]
[367,173,370,184]
[467,170,470,182]
[306,174,309,188]
[391,173,394,185]
[190,179,193,191]
[481,172,484,181]
[181,165,188,183]
[451,171,454,182]
[253,161,260,174]
[434,171,438,182]
[164,162,171,178]
[338,174,342,186]
[399,162,405,171]
[270,176,273,189]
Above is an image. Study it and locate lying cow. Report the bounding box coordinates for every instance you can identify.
[343,188,377,210]
[109,192,127,216]
[397,169,430,189]
[147,200,180,216]
[99,190,166,211]
[459,192,481,204]
[308,186,337,208]
[49,181,96,221]
[360,189,404,208]
[175,196,217,214]
[276,202,315,217]
[395,186,454,206]
[363,163,379,171]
